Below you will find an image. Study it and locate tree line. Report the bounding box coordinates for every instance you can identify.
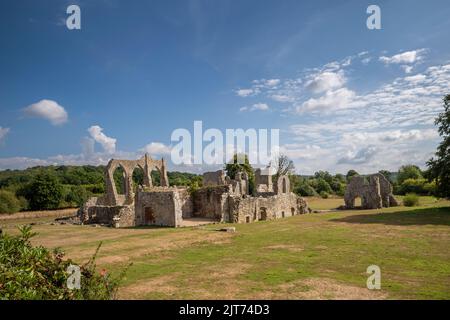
[0,165,201,213]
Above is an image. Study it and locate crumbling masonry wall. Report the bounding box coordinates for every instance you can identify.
[344,173,398,209]
[79,157,311,228]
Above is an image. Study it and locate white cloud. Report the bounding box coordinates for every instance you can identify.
[87,125,116,154]
[285,61,449,174]
[0,127,10,143]
[140,142,171,155]
[361,57,372,65]
[240,103,270,112]
[0,157,51,169]
[236,88,256,97]
[271,94,294,103]
[379,49,426,65]
[404,74,427,83]
[338,146,378,164]
[23,99,68,125]
[264,79,280,87]
[305,70,346,93]
[298,88,356,112]
[401,65,414,74]
[81,137,95,159]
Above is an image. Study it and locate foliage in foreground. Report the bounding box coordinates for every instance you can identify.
[0,226,129,300]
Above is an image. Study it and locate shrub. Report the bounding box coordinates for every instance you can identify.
[0,225,130,300]
[320,191,329,199]
[423,180,437,196]
[316,178,333,194]
[399,178,428,195]
[0,190,21,214]
[403,193,420,207]
[294,183,318,197]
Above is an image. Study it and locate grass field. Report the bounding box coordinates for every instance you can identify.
[1,196,449,300]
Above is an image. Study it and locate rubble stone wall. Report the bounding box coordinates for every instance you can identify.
[228,193,310,223]
[193,186,230,221]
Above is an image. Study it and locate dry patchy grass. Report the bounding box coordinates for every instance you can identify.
[1,197,449,300]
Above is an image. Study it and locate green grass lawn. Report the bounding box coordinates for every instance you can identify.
[2,197,449,299]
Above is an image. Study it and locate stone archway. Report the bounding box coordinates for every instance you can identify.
[104,154,169,205]
[276,175,290,195]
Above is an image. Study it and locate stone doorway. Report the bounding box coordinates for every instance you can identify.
[144,207,155,225]
[259,207,268,221]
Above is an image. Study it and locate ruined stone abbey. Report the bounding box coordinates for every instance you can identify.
[344,173,399,209]
[79,154,311,228]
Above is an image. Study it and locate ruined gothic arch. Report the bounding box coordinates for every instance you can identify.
[104,154,169,206]
[276,175,290,195]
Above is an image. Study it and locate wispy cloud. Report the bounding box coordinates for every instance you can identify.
[234,49,446,173]
[240,103,270,112]
[379,49,426,65]
[379,49,427,74]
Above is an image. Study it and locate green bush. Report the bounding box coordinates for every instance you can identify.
[399,178,429,195]
[403,193,420,207]
[316,178,333,194]
[0,190,22,214]
[0,225,129,300]
[320,191,329,199]
[293,182,318,197]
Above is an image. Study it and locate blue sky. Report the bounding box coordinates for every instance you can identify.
[0,0,449,174]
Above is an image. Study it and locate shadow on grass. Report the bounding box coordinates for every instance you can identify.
[330,207,450,226]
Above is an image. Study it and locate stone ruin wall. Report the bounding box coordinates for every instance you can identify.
[79,155,311,228]
[228,193,310,223]
[79,199,135,228]
[192,185,232,221]
[135,187,193,227]
[344,173,399,209]
[193,169,310,224]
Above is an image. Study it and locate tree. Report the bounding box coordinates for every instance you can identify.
[397,165,422,185]
[24,172,64,210]
[65,185,90,207]
[346,170,359,182]
[293,182,318,197]
[272,155,295,181]
[427,94,450,198]
[316,178,332,194]
[378,170,393,184]
[0,190,22,214]
[314,171,333,184]
[225,154,255,194]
